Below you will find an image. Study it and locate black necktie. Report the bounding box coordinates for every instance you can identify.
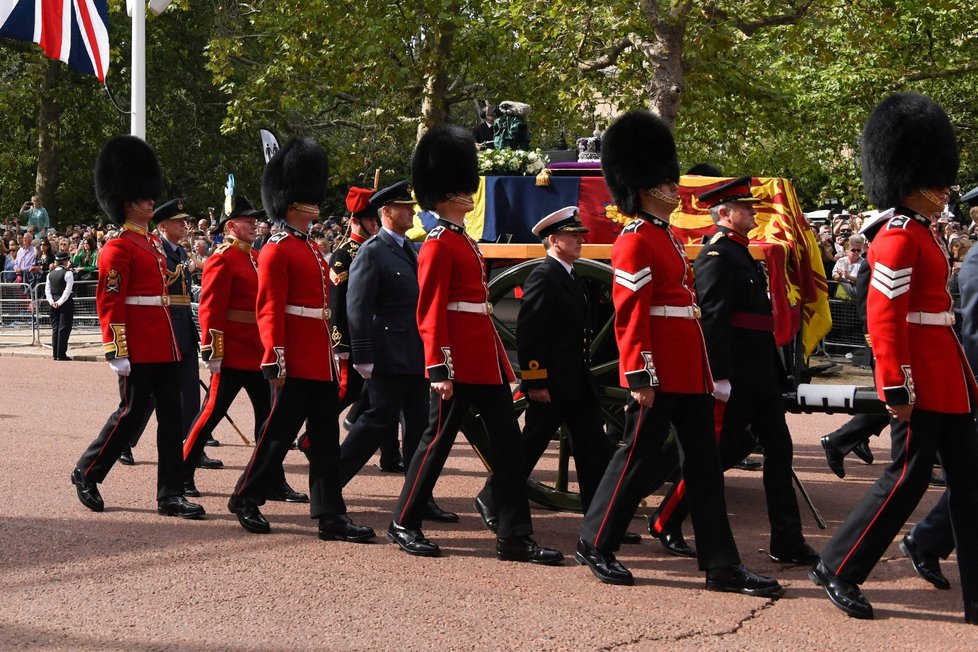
[403,240,417,266]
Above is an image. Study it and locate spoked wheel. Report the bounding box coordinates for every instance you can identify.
[461,257,678,513]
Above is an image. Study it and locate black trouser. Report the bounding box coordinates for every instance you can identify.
[393,382,531,538]
[653,389,806,553]
[340,364,401,464]
[478,385,615,515]
[825,413,889,453]
[76,362,184,501]
[130,349,200,447]
[820,410,978,603]
[182,368,283,485]
[911,490,954,558]
[50,298,73,359]
[339,373,428,487]
[232,378,344,519]
[580,392,741,570]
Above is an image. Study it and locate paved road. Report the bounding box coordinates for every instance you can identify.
[0,356,973,650]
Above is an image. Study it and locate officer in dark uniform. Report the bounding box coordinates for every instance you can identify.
[648,177,818,566]
[338,180,456,522]
[45,251,75,360]
[327,187,402,471]
[473,207,619,534]
[71,136,204,519]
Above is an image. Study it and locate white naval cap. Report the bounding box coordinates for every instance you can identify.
[531,206,589,238]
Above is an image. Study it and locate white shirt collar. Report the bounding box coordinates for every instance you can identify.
[382,226,405,247]
[548,250,574,274]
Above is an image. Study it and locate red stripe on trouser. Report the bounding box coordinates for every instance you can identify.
[593,405,644,547]
[399,399,443,525]
[652,400,725,534]
[183,373,221,461]
[835,423,913,576]
[337,359,349,401]
[86,374,131,476]
[239,383,282,488]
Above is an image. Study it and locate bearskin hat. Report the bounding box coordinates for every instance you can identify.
[862,93,958,209]
[261,138,328,223]
[686,162,723,177]
[411,124,479,211]
[601,110,679,217]
[93,135,164,224]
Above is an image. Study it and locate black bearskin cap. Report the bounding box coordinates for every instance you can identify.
[686,162,723,177]
[601,110,679,216]
[862,92,958,209]
[261,138,328,223]
[93,136,164,224]
[411,125,479,211]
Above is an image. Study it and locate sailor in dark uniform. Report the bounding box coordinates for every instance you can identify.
[649,177,818,566]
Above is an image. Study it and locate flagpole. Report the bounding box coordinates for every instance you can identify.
[131,1,146,139]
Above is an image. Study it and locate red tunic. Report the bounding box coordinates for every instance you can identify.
[867,208,977,413]
[198,237,263,372]
[256,227,335,381]
[97,224,180,363]
[611,213,713,393]
[416,219,514,384]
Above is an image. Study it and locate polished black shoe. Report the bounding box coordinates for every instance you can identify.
[810,560,873,619]
[422,499,458,523]
[768,542,820,566]
[266,481,309,503]
[621,531,642,545]
[377,458,406,474]
[319,515,376,542]
[900,533,950,590]
[196,453,223,469]
[386,521,440,557]
[158,496,206,519]
[497,536,564,565]
[706,564,783,598]
[851,440,874,464]
[56,355,73,361]
[70,468,104,512]
[474,496,499,533]
[182,478,201,498]
[228,497,270,534]
[204,437,220,447]
[733,456,762,471]
[118,447,135,466]
[821,436,846,479]
[575,538,633,585]
[965,601,978,625]
[657,528,696,558]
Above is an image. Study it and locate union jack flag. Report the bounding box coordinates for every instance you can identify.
[0,1,110,82]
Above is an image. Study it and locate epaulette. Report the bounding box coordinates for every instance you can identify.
[887,215,910,230]
[269,231,289,243]
[622,220,643,234]
[708,232,725,245]
[427,225,446,239]
[212,241,233,255]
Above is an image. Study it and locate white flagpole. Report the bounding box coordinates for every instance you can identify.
[131,1,146,139]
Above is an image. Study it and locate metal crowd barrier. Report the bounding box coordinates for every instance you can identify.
[0,283,37,346]
[33,281,101,350]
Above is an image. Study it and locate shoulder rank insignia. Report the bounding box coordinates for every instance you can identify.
[709,233,725,244]
[213,241,232,255]
[105,269,122,293]
[887,215,910,230]
[269,231,289,243]
[622,220,643,234]
[427,225,446,240]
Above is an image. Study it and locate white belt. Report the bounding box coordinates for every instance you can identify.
[446,301,493,315]
[649,304,701,319]
[906,311,954,326]
[124,295,190,306]
[285,304,331,321]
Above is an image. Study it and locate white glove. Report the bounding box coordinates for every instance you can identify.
[108,358,131,377]
[712,379,731,403]
[206,359,222,375]
[353,362,374,380]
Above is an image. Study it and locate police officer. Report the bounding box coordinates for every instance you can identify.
[71,136,204,519]
[473,207,619,535]
[575,111,780,596]
[227,138,373,543]
[648,177,818,566]
[181,192,306,502]
[45,251,75,360]
[386,125,562,565]
[812,93,978,624]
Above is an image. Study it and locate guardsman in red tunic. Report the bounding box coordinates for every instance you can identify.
[181,192,306,503]
[813,93,978,625]
[227,139,374,543]
[387,125,563,565]
[576,111,781,597]
[71,136,205,519]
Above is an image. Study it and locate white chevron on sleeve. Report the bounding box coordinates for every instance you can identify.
[614,267,652,292]
[871,262,912,299]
